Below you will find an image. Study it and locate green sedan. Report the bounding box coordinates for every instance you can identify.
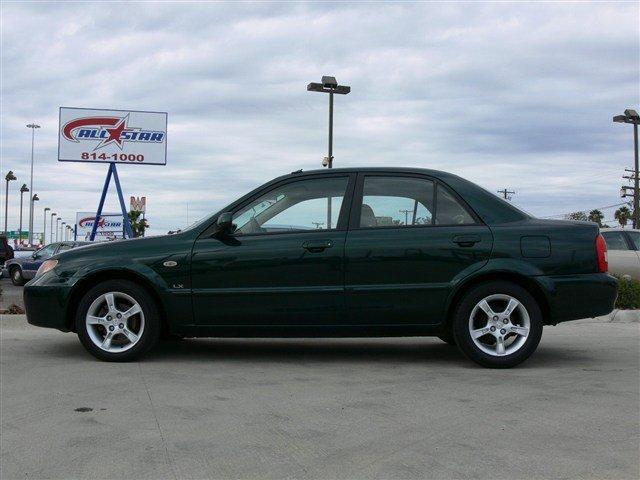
[24,168,617,367]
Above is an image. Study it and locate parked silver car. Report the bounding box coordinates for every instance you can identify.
[600,228,640,280]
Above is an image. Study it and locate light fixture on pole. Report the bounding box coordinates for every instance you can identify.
[56,217,61,242]
[613,109,640,229]
[307,75,350,229]
[43,207,50,245]
[4,170,17,233]
[306,76,351,169]
[18,184,29,244]
[26,123,41,245]
[30,194,39,245]
[50,212,57,244]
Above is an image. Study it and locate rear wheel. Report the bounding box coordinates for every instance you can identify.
[75,280,160,362]
[10,267,25,286]
[453,281,543,368]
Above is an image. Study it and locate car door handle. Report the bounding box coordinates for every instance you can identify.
[302,240,333,253]
[452,234,481,247]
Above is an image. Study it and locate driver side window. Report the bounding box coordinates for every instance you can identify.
[232,176,349,235]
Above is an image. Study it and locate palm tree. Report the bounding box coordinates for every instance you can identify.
[588,209,604,227]
[128,210,149,237]
[614,206,632,228]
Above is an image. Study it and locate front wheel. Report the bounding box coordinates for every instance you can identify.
[452,281,543,368]
[10,267,25,286]
[75,280,161,362]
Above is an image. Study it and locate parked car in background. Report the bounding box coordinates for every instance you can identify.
[24,168,617,367]
[600,228,640,280]
[0,234,14,265]
[5,241,89,286]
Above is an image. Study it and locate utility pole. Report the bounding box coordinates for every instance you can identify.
[614,109,639,229]
[399,209,412,226]
[497,188,515,201]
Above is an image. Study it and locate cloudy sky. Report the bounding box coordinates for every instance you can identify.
[1,0,638,237]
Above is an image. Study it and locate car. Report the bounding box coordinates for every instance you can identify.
[24,168,617,367]
[6,241,90,286]
[600,228,640,280]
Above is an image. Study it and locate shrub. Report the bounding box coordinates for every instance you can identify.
[615,276,640,310]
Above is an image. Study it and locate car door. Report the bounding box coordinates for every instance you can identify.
[344,173,493,325]
[601,231,640,279]
[191,173,355,326]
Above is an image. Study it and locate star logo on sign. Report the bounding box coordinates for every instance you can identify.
[94,115,130,150]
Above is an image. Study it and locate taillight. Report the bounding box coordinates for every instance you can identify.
[596,234,608,273]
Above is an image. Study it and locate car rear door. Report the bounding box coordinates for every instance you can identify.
[344,172,493,325]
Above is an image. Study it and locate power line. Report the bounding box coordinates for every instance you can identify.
[541,201,632,219]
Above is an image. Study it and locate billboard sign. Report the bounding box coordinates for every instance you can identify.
[59,107,167,165]
[130,196,146,213]
[76,212,125,242]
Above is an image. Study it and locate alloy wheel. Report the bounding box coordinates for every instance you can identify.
[85,291,145,353]
[468,294,530,357]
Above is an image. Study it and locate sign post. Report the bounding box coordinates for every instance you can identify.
[58,107,167,241]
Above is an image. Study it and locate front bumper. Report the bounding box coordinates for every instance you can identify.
[23,273,73,332]
[538,273,618,324]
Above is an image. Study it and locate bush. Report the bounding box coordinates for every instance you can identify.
[615,276,640,310]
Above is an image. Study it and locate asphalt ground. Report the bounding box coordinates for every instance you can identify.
[1,315,638,480]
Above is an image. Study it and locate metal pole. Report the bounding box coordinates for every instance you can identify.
[326,90,334,229]
[50,214,55,244]
[43,209,48,246]
[28,126,35,244]
[634,123,639,229]
[4,179,9,233]
[29,197,34,245]
[18,191,24,244]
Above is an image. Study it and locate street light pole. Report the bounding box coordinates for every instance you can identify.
[30,194,39,245]
[614,109,640,229]
[60,221,65,242]
[4,170,17,234]
[56,217,61,242]
[307,76,350,228]
[50,213,56,244]
[18,184,28,244]
[26,123,40,245]
[43,207,50,245]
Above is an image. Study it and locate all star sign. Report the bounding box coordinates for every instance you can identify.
[58,107,167,165]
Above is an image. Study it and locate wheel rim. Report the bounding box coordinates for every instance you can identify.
[468,294,530,357]
[85,291,145,353]
[13,270,20,281]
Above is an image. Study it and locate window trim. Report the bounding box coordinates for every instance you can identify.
[349,172,483,231]
[223,173,357,238]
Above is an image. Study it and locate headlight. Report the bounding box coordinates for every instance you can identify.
[36,259,58,277]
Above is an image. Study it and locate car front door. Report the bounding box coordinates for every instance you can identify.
[601,231,640,279]
[23,243,58,276]
[191,174,355,326]
[344,173,493,325]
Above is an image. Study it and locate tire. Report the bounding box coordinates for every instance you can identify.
[75,280,161,362]
[10,267,25,286]
[452,281,543,368]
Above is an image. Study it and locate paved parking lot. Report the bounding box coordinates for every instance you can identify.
[1,316,638,480]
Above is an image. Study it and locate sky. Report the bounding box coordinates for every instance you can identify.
[1,0,639,237]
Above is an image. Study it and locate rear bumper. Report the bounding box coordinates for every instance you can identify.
[23,277,72,332]
[537,273,618,324]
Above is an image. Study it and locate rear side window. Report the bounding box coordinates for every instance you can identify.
[601,231,630,250]
[435,186,475,226]
[360,176,434,228]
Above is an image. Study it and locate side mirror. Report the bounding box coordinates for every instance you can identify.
[32,252,38,259]
[214,212,234,237]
